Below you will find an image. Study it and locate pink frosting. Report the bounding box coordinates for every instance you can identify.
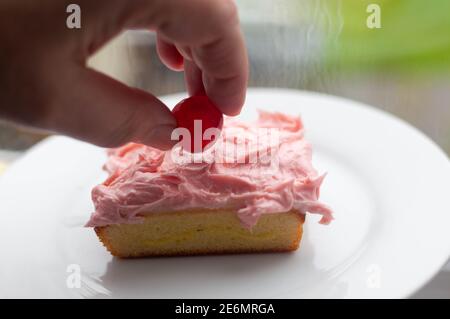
[86,111,333,228]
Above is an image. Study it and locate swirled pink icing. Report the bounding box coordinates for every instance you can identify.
[86,111,333,228]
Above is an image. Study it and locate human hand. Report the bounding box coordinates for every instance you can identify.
[0,0,248,149]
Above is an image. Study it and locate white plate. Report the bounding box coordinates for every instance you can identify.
[0,88,449,298]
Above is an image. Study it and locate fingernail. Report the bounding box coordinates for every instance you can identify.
[144,124,178,150]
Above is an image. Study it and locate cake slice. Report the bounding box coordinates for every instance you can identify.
[87,111,332,258]
[95,209,305,258]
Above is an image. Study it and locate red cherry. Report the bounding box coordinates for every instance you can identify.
[172,96,223,153]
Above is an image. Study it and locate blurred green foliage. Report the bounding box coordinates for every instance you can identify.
[325,0,450,73]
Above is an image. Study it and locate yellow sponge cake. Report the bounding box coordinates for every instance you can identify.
[87,111,332,258]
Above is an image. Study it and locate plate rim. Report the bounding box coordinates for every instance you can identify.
[1,88,449,298]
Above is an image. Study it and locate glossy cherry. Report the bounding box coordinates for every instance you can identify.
[172,95,223,153]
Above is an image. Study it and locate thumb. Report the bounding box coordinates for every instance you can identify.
[46,66,177,149]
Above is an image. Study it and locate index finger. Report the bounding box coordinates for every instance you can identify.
[126,0,249,115]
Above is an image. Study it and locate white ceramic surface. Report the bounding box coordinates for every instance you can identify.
[0,88,449,298]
